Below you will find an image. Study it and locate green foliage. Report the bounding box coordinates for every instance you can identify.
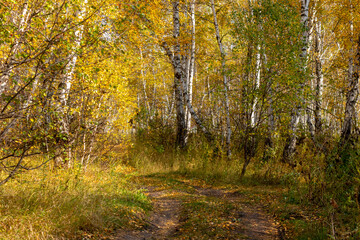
[273,137,360,238]
[293,220,328,240]
[135,111,176,152]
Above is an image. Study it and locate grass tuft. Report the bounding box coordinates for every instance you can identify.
[0,164,151,239]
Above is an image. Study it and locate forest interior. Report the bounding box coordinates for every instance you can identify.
[1,0,360,239]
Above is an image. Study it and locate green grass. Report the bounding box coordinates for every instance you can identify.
[0,164,151,239]
[129,142,338,240]
[2,138,353,239]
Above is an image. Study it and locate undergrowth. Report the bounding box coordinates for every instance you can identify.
[129,136,286,186]
[130,133,360,239]
[0,164,151,240]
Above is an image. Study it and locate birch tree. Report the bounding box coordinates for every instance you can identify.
[341,1,360,144]
[314,18,323,135]
[211,0,232,158]
[161,0,213,147]
[172,0,187,149]
[58,0,88,167]
[283,0,311,163]
[0,2,30,96]
[185,0,196,137]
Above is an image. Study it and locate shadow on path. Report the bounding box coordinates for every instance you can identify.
[115,177,280,239]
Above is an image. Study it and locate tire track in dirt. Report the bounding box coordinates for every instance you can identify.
[115,188,182,240]
[116,184,280,239]
[194,186,279,240]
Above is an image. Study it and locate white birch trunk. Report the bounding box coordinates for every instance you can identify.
[180,68,213,143]
[264,52,274,143]
[341,1,360,144]
[59,0,88,168]
[162,1,212,144]
[314,19,323,135]
[0,3,30,95]
[173,0,187,149]
[249,0,261,129]
[284,0,310,162]
[251,44,261,128]
[211,0,232,158]
[59,0,88,107]
[139,47,151,117]
[302,0,314,138]
[186,0,196,134]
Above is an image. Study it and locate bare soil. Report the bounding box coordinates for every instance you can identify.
[115,189,181,240]
[115,184,280,240]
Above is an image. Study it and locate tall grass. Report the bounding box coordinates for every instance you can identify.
[129,137,287,186]
[118,130,360,238]
[0,164,151,239]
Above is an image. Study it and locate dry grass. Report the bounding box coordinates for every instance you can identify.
[0,164,151,239]
[129,140,287,186]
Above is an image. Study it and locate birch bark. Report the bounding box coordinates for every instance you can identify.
[249,0,262,129]
[139,47,151,118]
[264,52,274,149]
[314,19,323,135]
[0,3,40,141]
[341,1,360,144]
[162,1,213,145]
[0,3,30,95]
[59,0,88,167]
[59,0,88,107]
[211,0,231,158]
[283,0,310,163]
[186,0,196,135]
[172,0,187,149]
[251,44,261,128]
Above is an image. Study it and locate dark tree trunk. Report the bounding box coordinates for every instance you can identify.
[341,33,360,144]
[172,1,187,149]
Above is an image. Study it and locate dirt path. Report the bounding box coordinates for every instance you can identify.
[115,179,279,239]
[194,187,279,240]
[116,189,182,240]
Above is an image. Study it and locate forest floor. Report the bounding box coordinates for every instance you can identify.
[114,172,281,240]
[0,164,327,239]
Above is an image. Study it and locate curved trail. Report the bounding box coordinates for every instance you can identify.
[116,189,182,240]
[116,182,280,240]
[195,187,279,240]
